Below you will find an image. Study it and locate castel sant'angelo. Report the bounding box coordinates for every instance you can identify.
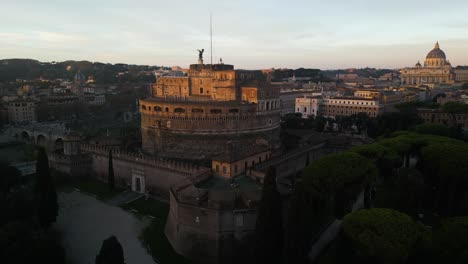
[139,50,281,161]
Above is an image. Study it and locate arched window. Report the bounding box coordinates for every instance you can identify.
[228,109,239,113]
[154,106,162,112]
[210,109,222,114]
[192,108,204,113]
[174,108,185,113]
[266,101,270,110]
[141,105,146,110]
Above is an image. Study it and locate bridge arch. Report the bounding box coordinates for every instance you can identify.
[54,138,64,153]
[21,131,30,142]
[37,134,47,146]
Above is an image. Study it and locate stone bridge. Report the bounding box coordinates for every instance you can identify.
[6,122,68,151]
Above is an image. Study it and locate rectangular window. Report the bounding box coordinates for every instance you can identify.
[222,166,227,174]
[216,165,219,172]
[236,214,244,227]
[200,88,203,94]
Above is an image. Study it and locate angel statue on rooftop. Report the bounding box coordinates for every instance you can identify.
[197,49,204,60]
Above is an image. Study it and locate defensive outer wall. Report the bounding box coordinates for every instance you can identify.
[50,143,211,198]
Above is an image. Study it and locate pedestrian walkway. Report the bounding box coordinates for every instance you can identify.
[308,219,343,262]
[56,191,155,264]
[105,190,144,206]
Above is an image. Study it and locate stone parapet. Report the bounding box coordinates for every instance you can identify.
[80,143,211,181]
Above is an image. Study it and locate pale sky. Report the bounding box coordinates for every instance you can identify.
[1,0,468,69]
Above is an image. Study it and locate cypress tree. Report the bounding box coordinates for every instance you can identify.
[35,147,58,230]
[95,236,125,264]
[254,166,283,264]
[262,166,277,189]
[108,150,115,190]
[284,183,313,264]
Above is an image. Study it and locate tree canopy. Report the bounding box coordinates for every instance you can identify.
[442,101,468,114]
[303,152,377,217]
[420,142,468,216]
[342,208,421,264]
[412,123,450,137]
[35,147,58,230]
[255,166,283,264]
[433,217,468,263]
[303,152,377,198]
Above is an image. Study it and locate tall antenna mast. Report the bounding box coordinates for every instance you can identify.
[210,12,213,65]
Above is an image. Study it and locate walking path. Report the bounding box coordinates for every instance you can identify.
[106,190,144,206]
[308,219,343,262]
[56,191,155,264]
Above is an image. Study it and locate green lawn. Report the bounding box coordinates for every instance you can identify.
[57,177,123,200]
[122,197,195,264]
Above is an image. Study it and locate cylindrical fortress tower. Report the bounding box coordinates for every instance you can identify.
[139,62,281,160]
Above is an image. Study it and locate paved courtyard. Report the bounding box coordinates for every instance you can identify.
[56,191,155,264]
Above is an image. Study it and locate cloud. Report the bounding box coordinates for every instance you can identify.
[34,31,89,44]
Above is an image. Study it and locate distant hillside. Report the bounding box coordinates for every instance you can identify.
[271,68,329,82]
[322,68,397,79]
[0,59,161,83]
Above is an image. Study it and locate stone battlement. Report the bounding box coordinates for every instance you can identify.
[80,143,211,180]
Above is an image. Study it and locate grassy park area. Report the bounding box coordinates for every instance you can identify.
[122,197,194,264]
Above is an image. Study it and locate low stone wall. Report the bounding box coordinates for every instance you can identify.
[52,144,211,198]
[49,153,91,178]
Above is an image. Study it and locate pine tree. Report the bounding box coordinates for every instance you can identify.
[284,183,312,264]
[262,166,277,189]
[35,147,58,230]
[108,150,115,190]
[254,166,283,264]
[96,236,125,264]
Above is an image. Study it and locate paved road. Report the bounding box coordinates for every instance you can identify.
[56,191,155,264]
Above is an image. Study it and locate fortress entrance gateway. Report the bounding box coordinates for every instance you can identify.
[131,168,145,194]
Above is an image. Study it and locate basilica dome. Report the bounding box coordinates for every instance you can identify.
[426,42,446,59]
[74,70,86,84]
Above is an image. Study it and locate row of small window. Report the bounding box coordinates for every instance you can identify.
[260,100,280,111]
[195,214,244,227]
[160,79,186,84]
[215,155,269,174]
[13,103,30,107]
[327,106,376,109]
[328,110,377,116]
[324,101,375,105]
[216,165,229,173]
[141,105,239,114]
[214,74,232,80]
[298,107,315,112]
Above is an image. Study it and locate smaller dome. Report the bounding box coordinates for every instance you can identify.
[74,70,86,83]
[426,42,446,59]
[415,61,422,67]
